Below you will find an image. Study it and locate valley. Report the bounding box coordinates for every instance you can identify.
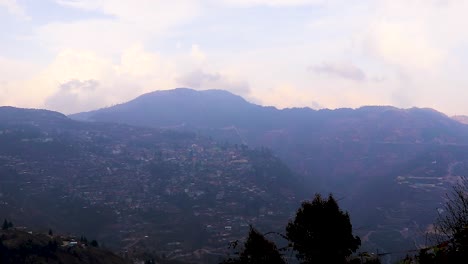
[1,89,468,262]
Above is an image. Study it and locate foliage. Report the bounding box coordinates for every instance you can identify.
[221,226,285,264]
[220,193,362,264]
[90,239,99,247]
[2,219,13,230]
[398,177,468,263]
[286,194,361,264]
[435,177,468,240]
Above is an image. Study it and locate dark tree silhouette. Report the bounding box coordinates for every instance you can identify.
[415,176,468,263]
[2,219,8,230]
[221,226,285,264]
[90,239,99,247]
[286,194,361,264]
[2,219,12,230]
[436,177,468,241]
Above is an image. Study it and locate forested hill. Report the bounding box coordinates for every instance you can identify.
[0,107,303,263]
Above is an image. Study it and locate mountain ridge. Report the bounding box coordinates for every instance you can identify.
[70,88,468,146]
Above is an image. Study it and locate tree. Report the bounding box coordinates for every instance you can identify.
[80,236,88,243]
[428,176,468,262]
[286,194,361,264]
[2,219,8,230]
[436,177,468,240]
[90,240,99,247]
[221,226,285,264]
[1,219,12,230]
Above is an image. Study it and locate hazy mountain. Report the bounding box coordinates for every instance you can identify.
[71,88,468,260]
[70,88,275,131]
[71,88,468,145]
[0,107,303,263]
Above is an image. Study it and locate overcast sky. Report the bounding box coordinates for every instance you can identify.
[1,0,467,115]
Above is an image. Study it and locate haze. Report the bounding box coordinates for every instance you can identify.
[1,0,467,115]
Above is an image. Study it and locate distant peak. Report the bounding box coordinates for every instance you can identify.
[133,88,248,104]
[143,88,238,96]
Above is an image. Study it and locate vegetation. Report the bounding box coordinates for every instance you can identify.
[221,194,362,264]
[396,177,468,263]
[2,219,13,230]
[221,226,285,264]
[435,177,468,241]
[0,228,128,264]
[286,194,361,263]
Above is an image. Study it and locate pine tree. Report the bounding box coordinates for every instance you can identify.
[221,226,285,264]
[2,219,8,230]
[286,194,361,264]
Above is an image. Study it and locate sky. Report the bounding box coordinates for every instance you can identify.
[1,0,468,115]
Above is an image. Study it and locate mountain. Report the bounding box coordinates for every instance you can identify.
[71,88,260,125]
[71,88,468,260]
[70,88,468,145]
[0,107,303,263]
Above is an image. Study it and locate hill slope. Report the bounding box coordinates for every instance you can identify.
[70,88,468,260]
[0,229,128,264]
[0,107,303,263]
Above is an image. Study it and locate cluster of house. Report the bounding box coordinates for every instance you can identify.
[0,127,297,261]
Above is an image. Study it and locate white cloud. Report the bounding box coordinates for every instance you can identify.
[3,0,468,115]
[44,79,101,113]
[40,46,180,113]
[177,70,251,96]
[218,0,327,7]
[310,61,366,81]
[40,0,200,55]
[0,0,30,20]
[361,13,444,73]
[190,44,206,62]
[0,56,41,107]
[116,44,163,77]
[0,47,164,113]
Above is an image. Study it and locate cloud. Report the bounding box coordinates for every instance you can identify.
[40,1,200,55]
[0,0,30,20]
[0,56,41,107]
[60,79,98,92]
[0,45,181,114]
[362,21,444,73]
[190,44,206,62]
[44,79,100,113]
[219,0,327,7]
[177,70,251,96]
[116,44,163,77]
[3,0,468,116]
[310,61,366,81]
[37,46,182,113]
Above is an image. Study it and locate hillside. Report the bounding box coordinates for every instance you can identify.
[70,88,468,260]
[0,107,303,263]
[0,229,128,264]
